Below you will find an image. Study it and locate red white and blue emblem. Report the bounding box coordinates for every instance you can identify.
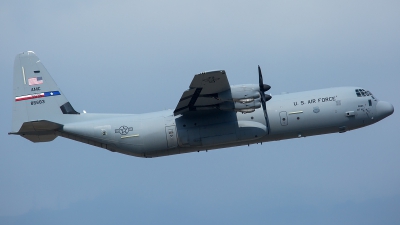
[28,77,43,86]
[15,91,61,102]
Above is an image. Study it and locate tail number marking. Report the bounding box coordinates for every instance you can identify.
[31,100,45,105]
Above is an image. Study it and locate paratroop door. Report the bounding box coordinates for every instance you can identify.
[165,125,178,148]
[279,111,288,126]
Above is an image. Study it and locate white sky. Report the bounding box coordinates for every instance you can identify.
[1,0,399,224]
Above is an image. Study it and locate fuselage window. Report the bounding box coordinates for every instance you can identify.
[368,99,372,106]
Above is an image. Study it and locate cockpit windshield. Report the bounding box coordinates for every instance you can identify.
[355,89,375,99]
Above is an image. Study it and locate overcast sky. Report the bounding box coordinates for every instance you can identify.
[1,0,399,224]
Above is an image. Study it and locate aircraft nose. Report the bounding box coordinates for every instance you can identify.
[376,101,394,120]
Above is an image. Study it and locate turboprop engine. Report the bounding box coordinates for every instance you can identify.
[216,84,271,113]
[219,98,262,113]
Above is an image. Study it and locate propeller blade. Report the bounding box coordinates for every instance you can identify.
[258,65,264,92]
[261,94,267,117]
[258,65,271,134]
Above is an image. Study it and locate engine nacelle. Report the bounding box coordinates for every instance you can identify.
[237,98,255,103]
[219,99,261,112]
[218,85,260,101]
[237,109,255,114]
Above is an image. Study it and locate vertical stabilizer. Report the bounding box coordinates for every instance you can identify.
[11,51,79,133]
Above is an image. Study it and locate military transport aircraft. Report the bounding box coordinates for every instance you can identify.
[9,51,394,158]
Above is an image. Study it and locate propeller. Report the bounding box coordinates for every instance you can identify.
[258,65,271,134]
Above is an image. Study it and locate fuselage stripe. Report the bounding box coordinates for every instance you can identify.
[288,111,304,115]
[15,91,61,102]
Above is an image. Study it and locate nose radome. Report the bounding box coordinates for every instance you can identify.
[376,101,394,119]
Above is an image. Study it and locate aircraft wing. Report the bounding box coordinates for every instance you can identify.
[174,70,230,116]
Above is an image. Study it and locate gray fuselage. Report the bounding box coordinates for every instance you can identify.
[59,86,393,158]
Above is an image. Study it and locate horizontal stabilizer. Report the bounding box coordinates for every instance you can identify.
[8,120,62,143]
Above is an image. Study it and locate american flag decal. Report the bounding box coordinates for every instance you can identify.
[28,77,43,86]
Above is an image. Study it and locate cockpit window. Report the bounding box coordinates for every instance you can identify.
[355,89,376,99]
[355,89,362,97]
[361,90,367,96]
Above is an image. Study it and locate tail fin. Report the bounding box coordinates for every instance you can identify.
[10,51,79,141]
